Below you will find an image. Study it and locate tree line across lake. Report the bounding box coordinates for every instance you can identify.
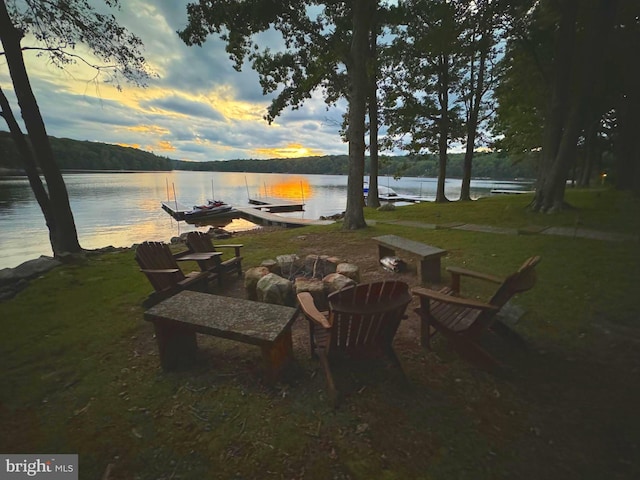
[0,131,538,180]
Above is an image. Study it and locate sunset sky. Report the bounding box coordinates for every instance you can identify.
[0,0,350,162]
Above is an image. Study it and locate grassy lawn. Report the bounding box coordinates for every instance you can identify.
[1,188,639,479]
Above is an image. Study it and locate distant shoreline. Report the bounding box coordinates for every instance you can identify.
[0,168,535,183]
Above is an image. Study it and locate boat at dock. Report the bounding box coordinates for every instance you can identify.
[161,200,238,224]
[161,198,332,228]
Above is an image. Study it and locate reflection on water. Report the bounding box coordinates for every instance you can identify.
[0,171,532,269]
[253,176,312,202]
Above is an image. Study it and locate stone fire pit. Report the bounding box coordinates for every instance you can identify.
[244,254,360,310]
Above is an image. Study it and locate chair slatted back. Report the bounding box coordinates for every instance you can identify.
[488,256,541,308]
[327,281,411,355]
[135,241,185,292]
[185,232,221,270]
[186,231,217,253]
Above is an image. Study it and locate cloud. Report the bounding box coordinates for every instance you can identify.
[0,0,349,161]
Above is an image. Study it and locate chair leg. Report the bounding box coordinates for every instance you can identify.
[317,349,339,407]
[417,308,434,350]
[386,347,408,384]
[307,319,317,358]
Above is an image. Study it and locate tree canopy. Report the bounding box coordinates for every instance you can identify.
[0,0,151,255]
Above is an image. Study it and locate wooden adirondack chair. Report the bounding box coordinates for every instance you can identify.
[183,231,243,280]
[135,241,215,307]
[412,256,541,369]
[297,280,412,406]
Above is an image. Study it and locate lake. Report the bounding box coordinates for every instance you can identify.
[0,171,531,269]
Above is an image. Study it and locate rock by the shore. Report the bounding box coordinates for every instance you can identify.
[0,256,62,301]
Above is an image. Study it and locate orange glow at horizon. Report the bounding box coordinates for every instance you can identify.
[254,143,323,158]
[263,177,313,201]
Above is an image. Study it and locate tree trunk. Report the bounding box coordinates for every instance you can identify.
[578,122,598,187]
[0,0,82,255]
[615,91,640,195]
[531,0,577,212]
[533,0,616,211]
[435,54,449,203]
[366,22,381,209]
[460,22,488,202]
[540,100,582,211]
[344,0,373,230]
[0,88,55,232]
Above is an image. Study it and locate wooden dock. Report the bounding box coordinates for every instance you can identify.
[161,201,333,228]
[490,189,535,195]
[248,196,305,212]
[161,201,194,221]
[235,207,334,228]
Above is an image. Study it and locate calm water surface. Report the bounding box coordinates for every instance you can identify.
[0,171,531,269]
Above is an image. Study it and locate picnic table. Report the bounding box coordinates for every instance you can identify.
[144,290,298,382]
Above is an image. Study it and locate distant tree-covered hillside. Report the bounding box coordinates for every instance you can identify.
[0,131,172,171]
[0,131,538,179]
[172,151,538,180]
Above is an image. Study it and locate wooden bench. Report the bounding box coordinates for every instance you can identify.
[372,234,447,283]
[144,290,298,383]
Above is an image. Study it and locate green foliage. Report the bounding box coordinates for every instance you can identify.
[491,2,553,154]
[0,130,538,178]
[6,0,152,88]
[381,0,467,155]
[173,151,538,179]
[0,131,172,171]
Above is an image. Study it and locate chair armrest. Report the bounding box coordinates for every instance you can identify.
[172,250,192,260]
[214,244,243,257]
[297,292,331,329]
[446,266,503,284]
[140,268,180,274]
[446,266,503,293]
[411,286,499,311]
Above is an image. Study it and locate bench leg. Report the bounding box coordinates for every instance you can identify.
[377,245,395,260]
[418,258,441,283]
[153,322,197,370]
[261,327,294,384]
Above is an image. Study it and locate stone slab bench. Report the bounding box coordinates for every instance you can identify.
[372,234,447,283]
[144,290,298,383]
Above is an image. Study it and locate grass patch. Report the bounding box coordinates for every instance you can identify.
[1,187,639,479]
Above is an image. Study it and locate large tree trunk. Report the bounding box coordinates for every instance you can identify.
[578,122,598,187]
[0,0,81,255]
[0,88,55,232]
[344,0,373,230]
[531,0,577,212]
[435,53,449,203]
[533,0,615,211]
[366,22,381,209]
[615,91,640,195]
[460,20,489,202]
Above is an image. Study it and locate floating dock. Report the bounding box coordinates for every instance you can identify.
[378,193,432,202]
[235,207,334,228]
[161,201,333,228]
[490,189,535,195]
[161,201,197,221]
[247,196,305,212]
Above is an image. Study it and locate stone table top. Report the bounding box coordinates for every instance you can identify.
[144,290,299,347]
[372,234,447,258]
